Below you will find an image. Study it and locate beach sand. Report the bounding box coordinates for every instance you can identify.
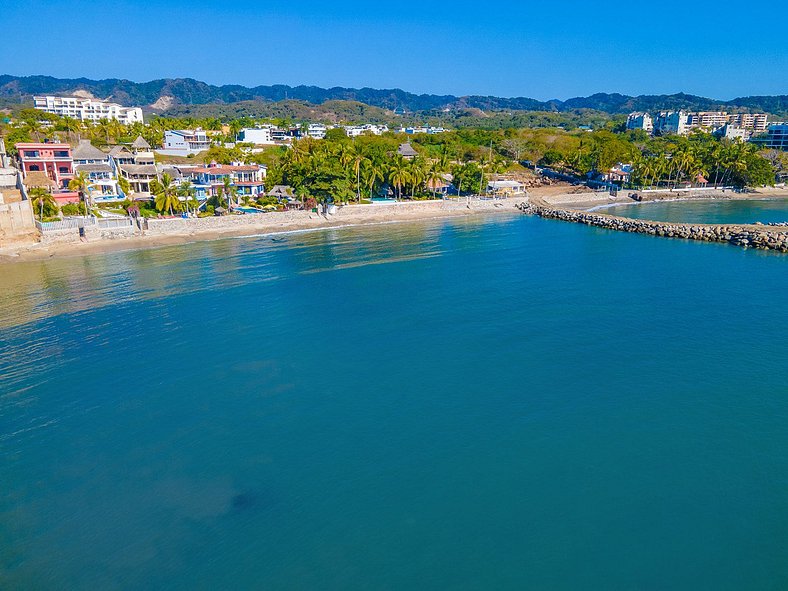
[0,197,524,263]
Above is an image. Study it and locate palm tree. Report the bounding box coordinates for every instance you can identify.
[222,176,237,210]
[408,158,427,198]
[154,173,179,215]
[117,175,132,200]
[178,181,195,214]
[426,165,445,200]
[29,187,57,221]
[361,160,383,200]
[388,156,409,200]
[352,153,365,202]
[68,171,92,215]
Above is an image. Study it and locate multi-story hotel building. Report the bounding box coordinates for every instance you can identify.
[729,113,769,134]
[33,96,144,125]
[688,112,729,130]
[626,112,654,133]
[654,111,691,136]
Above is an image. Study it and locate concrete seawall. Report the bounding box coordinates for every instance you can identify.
[517,199,788,253]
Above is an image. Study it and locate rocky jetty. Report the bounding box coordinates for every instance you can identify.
[517,201,788,253]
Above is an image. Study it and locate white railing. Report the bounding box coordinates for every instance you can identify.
[35,217,133,233]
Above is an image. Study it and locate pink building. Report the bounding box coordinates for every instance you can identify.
[16,142,79,203]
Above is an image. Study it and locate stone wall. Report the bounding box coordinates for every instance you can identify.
[517,201,788,252]
[0,196,37,246]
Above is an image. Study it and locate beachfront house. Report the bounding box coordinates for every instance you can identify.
[108,146,135,166]
[15,142,80,203]
[181,162,267,198]
[487,179,527,197]
[70,141,124,201]
[119,164,158,195]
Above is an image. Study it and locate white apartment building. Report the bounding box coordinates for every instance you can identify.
[344,124,389,137]
[33,95,144,124]
[160,129,212,156]
[688,112,729,130]
[626,112,654,133]
[654,111,691,136]
[237,127,275,145]
[729,112,769,133]
[717,124,748,141]
[307,124,327,139]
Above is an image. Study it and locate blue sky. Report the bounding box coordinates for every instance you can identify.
[2,0,786,100]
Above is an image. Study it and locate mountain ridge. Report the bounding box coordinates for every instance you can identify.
[0,74,786,117]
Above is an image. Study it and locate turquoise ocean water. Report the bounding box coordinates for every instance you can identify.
[1,211,788,590]
[602,197,788,224]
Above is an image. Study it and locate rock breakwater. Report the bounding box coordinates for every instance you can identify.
[517,201,788,252]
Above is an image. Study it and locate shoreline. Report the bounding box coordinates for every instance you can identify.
[0,198,522,264]
[2,186,786,264]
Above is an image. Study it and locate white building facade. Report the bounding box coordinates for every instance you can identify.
[654,111,691,136]
[33,95,144,124]
[160,129,212,156]
[237,127,275,145]
[626,112,654,133]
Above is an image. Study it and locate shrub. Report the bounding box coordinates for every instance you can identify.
[61,203,81,216]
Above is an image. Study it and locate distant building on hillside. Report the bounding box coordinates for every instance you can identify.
[160,129,212,156]
[654,111,691,136]
[687,111,729,131]
[345,124,388,137]
[33,95,143,125]
[237,127,275,145]
[626,112,653,133]
[633,110,768,137]
[729,112,769,134]
[716,124,748,141]
[307,124,327,139]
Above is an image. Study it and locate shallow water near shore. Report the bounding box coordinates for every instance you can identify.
[602,197,788,224]
[1,214,787,590]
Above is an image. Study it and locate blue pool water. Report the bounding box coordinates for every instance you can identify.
[1,214,787,590]
[602,197,788,224]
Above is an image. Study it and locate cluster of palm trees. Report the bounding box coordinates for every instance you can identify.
[147,173,202,215]
[277,138,483,202]
[630,139,769,189]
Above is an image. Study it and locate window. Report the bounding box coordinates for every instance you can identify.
[24,151,39,158]
[29,164,40,171]
[59,167,69,174]
[54,151,70,158]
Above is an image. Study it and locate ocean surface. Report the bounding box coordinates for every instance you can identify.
[1,212,787,590]
[602,197,788,225]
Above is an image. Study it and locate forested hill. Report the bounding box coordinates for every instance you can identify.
[1,74,786,117]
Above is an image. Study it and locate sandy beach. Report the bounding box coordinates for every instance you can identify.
[0,196,524,263]
[2,184,786,264]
